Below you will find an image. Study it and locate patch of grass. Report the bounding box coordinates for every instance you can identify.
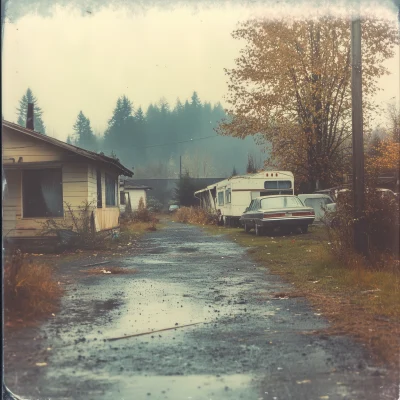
[4,255,63,321]
[204,224,400,367]
[82,266,138,275]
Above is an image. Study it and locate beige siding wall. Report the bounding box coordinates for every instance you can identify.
[3,126,71,163]
[90,166,120,231]
[3,170,21,238]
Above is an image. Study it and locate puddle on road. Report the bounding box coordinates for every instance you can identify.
[85,280,240,342]
[97,373,257,400]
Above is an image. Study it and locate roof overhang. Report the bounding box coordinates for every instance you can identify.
[2,121,133,177]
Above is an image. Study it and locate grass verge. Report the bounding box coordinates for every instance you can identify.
[204,224,400,367]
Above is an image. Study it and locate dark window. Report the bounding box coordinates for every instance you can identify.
[225,189,231,204]
[264,180,292,189]
[217,191,224,206]
[120,191,126,205]
[97,169,102,208]
[23,169,63,218]
[105,173,116,206]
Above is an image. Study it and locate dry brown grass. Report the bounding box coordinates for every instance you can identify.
[175,207,218,225]
[82,266,138,275]
[205,224,400,367]
[4,257,63,321]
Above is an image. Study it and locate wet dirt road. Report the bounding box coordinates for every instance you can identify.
[4,222,396,400]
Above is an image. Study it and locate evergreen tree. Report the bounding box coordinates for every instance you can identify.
[106,95,133,133]
[134,107,146,123]
[174,171,198,206]
[103,95,134,155]
[232,166,238,176]
[16,88,46,134]
[173,98,184,115]
[190,91,201,108]
[72,111,97,151]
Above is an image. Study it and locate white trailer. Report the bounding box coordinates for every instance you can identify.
[194,171,294,226]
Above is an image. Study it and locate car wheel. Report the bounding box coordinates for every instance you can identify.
[255,224,263,236]
[244,223,251,233]
[300,225,309,234]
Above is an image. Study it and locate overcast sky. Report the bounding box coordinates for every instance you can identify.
[2,1,399,140]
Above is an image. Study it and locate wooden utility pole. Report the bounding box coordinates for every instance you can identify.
[351,13,368,255]
[179,155,182,178]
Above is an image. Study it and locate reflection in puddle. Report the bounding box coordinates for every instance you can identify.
[85,280,241,341]
[99,373,257,400]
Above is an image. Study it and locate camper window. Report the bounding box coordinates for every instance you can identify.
[218,191,224,206]
[264,180,292,189]
[225,189,231,204]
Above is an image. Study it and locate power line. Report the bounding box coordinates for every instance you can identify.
[132,134,219,149]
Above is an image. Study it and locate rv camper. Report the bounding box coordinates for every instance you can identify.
[194,171,294,226]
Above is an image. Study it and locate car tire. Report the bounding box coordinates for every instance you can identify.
[255,224,263,236]
[300,225,309,234]
[244,223,251,233]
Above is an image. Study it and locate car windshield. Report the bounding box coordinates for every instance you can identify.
[260,196,303,209]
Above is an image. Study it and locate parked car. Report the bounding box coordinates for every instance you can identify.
[240,195,315,235]
[168,204,180,213]
[297,194,334,222]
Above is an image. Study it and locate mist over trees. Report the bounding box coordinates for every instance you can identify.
[10,87,263,176]
[62,91,262,177]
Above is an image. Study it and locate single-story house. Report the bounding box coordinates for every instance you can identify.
[119,179,152,213]
[2,120,133,247]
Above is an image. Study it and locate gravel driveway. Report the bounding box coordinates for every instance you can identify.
[4,222,396,400]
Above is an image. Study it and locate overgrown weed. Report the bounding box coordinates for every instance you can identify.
[175,207,218,225]
[4,250,62,321]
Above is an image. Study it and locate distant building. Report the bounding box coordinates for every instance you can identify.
[120,178,225,208]
[119,180,152,213]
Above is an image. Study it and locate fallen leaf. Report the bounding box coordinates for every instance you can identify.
[35,362,47,367]
[296,380,311,384]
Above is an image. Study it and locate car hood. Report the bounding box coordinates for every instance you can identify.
[242,206,315,215]
[260,206,314,214]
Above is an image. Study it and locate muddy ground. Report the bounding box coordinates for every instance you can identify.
[4,221,398,400]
